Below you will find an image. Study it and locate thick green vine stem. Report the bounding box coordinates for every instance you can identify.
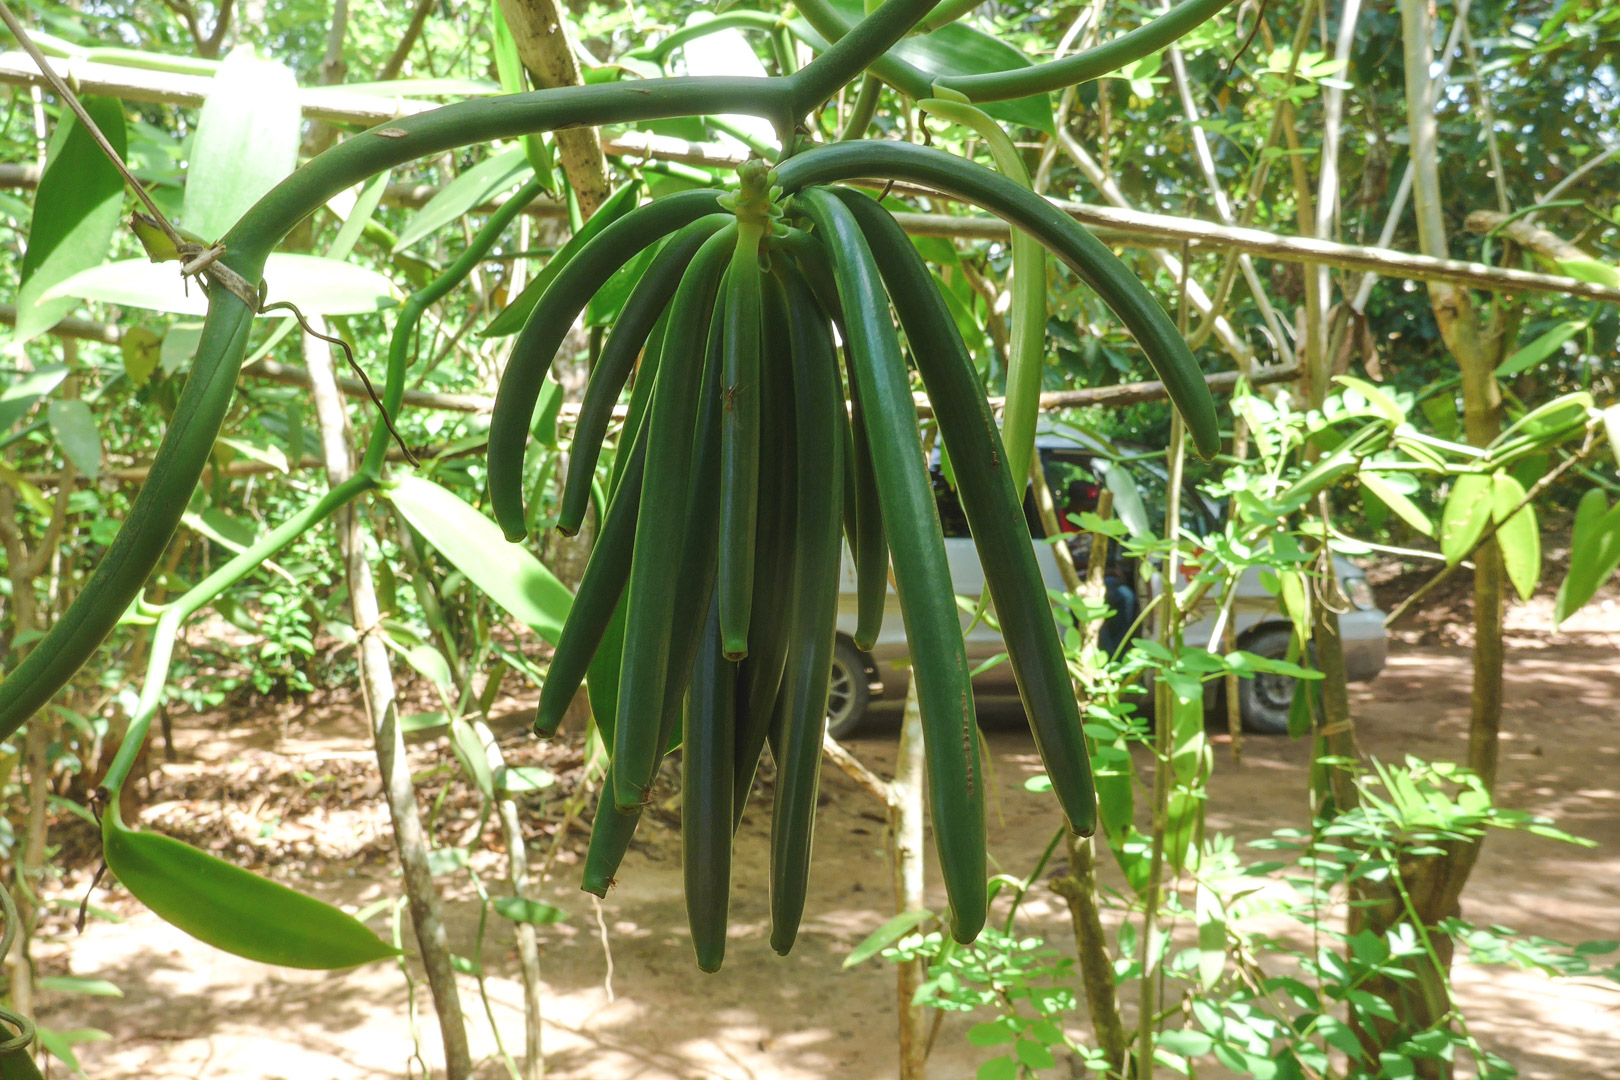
[936,0,1237,102]
[797,0,1237,104]
[774,142,1222,456]
[362,178,547,477]
[626,11,790,66]
[0,0,941,739]
[101,473,375,795]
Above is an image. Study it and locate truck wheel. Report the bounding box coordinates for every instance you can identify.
[826,639,872,740]
[1236,624,1300,735]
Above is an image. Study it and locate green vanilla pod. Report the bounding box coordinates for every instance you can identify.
[795,187,987,943]
[731,269,799,825]
[612,230,735,811]
[533,408,652,738]
[558,213,732,535]
[682,591,737,972]
[773,142,1219,460]
[767,258,846,955]
[835,186,1097,836]
[846,363,888,651]
[717,191,768,658]
[489,189,728,539]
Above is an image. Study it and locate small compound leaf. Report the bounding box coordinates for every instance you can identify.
[843,908,935,968]
[0,364,70,432]
[1016,1038,1056,1070]
[975,1057,1019,1080]
[0,462,51,516]
[967,1018,1017,1047]
[120,326,163,386]
[102,813,398,969]
[47,400,101,479]
[1157,1029,1216,1057]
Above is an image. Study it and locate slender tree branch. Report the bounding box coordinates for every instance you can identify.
[822,734,894,804]
[379,0,436,80]
[1464,209,1596,265]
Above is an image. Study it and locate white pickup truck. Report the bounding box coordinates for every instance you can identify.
[829,423,1387,736]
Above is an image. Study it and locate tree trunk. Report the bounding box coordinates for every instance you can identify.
[303,323,474,1080]
[1051,834,1127,1075]
[891,678,927,1080]
[1341,4,1516,1073]
[496,0,611,217]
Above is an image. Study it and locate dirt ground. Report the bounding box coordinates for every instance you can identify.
[39,627,1620,1080]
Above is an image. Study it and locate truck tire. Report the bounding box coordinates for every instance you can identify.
[1236,624,1300,735]
[826,638,872,740]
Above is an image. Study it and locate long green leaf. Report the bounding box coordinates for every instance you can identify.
[11,96,127,349]
[1360,469,1433,537]
[394,145,530,252]
[102,812,397,969]
[182,46,300,241]
[44,254,400,316]
[494,896,568,925]
[328,170,391,262]
[1495,320,1587,377]
[1555,489,1620,625]
[385,475,572,642]
[46,400,101,480]
[492,3,555,184]
[1490,473,1540,602]
[1439,474,1493,564]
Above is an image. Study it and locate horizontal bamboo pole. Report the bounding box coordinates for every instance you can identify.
[5,52,1618,304]
[887,208,1620,304]
[0,52,743,175]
